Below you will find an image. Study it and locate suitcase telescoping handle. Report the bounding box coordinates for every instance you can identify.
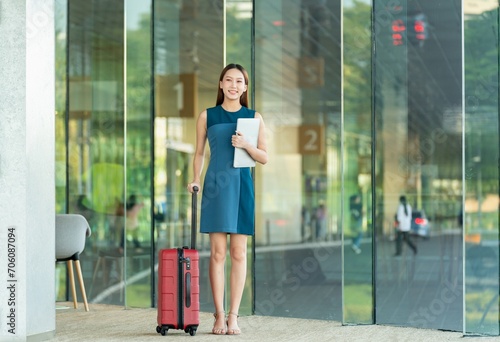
[191,186,199,249]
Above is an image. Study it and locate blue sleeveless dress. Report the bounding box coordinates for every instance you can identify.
[200,105,256,235]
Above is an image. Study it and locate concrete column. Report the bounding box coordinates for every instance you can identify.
[0,1,55,341]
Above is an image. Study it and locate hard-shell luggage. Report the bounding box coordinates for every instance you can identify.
[156,187,200,336]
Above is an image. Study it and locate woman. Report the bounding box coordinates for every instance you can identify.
[187,64,268,335]
[395,195,417,256]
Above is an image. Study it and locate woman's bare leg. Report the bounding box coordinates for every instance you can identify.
[227,233,247,334]
[209,233,227,334]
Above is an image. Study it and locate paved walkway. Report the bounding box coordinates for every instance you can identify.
[54,303,499,341]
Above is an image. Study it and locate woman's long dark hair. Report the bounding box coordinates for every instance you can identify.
[400,195,408,216]
[216,63,249,107]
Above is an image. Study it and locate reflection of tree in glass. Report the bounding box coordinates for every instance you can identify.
[226,8,252,79]
[127,14,152,118]
[465,9,499,109]
[464,9,499,195]
[344,2,372,126]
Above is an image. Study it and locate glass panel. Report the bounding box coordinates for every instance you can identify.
[374,1,463,330]
[55,0,68,302]
[66,0,127,306]
[226,0,253,316]
[343,0,373,324]
[254,0,342,320]
[153,0,224,314]
[124,0,153,308]
[464,1,499,335]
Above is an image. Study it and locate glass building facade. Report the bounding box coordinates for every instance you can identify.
[54,0,500,335]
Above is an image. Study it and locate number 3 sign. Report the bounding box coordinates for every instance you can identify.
[299,125,324,155]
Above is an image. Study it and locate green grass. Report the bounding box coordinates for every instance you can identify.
[344,284,373,323]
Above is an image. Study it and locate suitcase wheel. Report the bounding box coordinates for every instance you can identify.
[156,325,168,336]
[185,326,197,336]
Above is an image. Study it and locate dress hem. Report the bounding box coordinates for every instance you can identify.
[200,230,254,236]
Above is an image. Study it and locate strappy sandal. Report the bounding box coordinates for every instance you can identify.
[226,312,241,335]
[212,311,227,335]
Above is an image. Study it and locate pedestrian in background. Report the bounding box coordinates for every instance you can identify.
[394,195,417,256]
[350,193,363,254]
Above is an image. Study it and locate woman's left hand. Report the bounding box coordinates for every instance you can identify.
[231,131,247,149]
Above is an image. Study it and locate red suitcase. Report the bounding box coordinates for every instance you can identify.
[156,187,200,336]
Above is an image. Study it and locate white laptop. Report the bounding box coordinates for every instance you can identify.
[233,118,260,168]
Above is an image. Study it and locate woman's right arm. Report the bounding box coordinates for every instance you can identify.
[187,110,207,193]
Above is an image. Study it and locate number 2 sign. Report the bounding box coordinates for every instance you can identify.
[299,125,324,155]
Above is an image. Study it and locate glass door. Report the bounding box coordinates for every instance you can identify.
[373,0,464,331]
[463,0,499,335]
[153,0,224,313]
[253,0,344,321]
[56,0,154,308]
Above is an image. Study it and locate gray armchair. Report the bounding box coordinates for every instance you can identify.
[55,214,91,312]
